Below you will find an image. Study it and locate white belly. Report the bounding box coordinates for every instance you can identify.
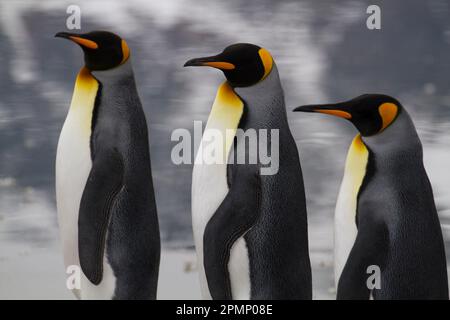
[334,173,359,286]
[55,68,116,299]
[192,158,251,300]
[191,82,250,299]
[334,135,369,287]
[228,237,251,299]
[192,159,227,300]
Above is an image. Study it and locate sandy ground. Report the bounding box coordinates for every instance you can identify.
[0,243,334,300]
[0,245,201,300]
[0,189,335,300]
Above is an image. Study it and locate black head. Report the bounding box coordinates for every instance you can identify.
[294,94,402,136]
[184,43,273,87]
[55,31,130,71]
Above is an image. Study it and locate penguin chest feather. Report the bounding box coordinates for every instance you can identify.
[56,67,97,268]
[334,134,369,286]
[191,82,249,299]
[56,68,115,299]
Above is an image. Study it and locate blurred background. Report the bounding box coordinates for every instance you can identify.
[0,0,449,299]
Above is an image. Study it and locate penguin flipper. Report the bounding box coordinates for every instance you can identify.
[203,165,261,300]
[78,149,124,285]
[336,219,387,300]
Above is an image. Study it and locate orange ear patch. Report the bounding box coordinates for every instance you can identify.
[69,36,98,49]
[316,109,352,119]
[378,102,398,132]
[258,48,273,80]
[121,40,130,64]
[203,62,235,70]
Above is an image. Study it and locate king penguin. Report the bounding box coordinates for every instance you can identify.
[295,94,448,299]
[184,44,312,300]
[55,31,160,299]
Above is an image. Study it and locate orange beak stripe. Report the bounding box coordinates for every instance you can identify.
[69,36,99,49]
[316,109,352,119]
[203,61,235,70]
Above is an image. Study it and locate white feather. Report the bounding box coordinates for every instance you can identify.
[191,82,250,299]
[56,69,116,299]
[334,135,368,287]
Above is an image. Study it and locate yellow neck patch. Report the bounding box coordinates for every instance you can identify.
[378,102,398,132]
[344,133,369,210]
[258,48,273,80]
[205,82,244,160]
[69,67,99,135]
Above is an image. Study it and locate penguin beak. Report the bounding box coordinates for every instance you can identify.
[55,32,99,49]
[184,55,235,70]
[293,103,352,120]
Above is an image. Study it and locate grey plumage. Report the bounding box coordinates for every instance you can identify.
[338,108,448,299]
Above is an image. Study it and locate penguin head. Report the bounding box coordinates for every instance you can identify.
[294,94,402,136]
[55,31,130,71]
[184,43,273,87]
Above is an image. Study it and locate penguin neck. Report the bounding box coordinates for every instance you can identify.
[234,63,282,96]
[91,59,134,83]
[202,82,244,164]
[233,63,287,127]
[361,109,423,161]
